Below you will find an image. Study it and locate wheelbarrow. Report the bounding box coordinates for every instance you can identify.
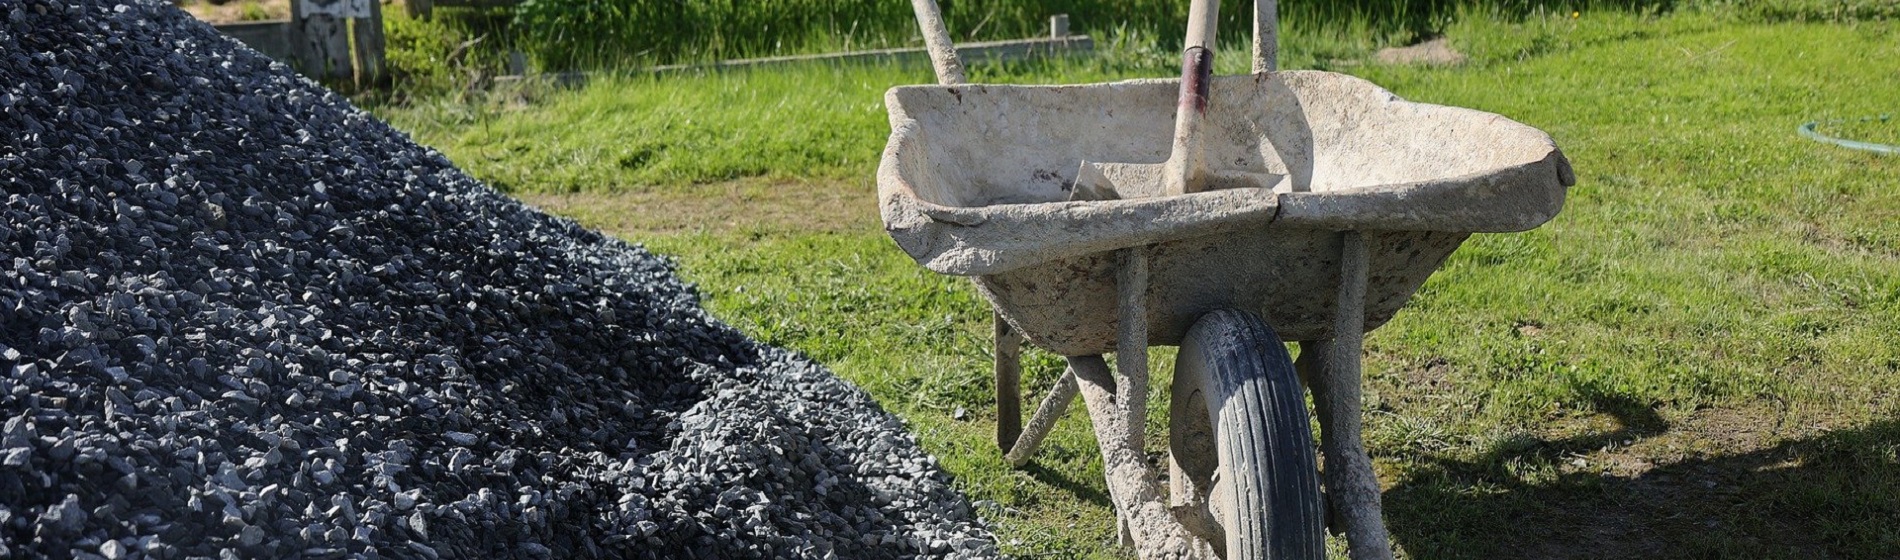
[878,0,1574,557]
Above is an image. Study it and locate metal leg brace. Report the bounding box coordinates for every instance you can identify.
[995,310,1081,466]
[1002,368,1078,466]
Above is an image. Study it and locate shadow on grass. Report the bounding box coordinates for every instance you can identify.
[1384,406,1900,559]
[1025,462,1116,510]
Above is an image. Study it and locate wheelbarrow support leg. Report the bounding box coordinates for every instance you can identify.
[1252,0,1278,73]
[995,312,1025,453]
[994,249,1138,469]
[1302,231,1394,560]
[1114,247,1151,550]
[1115,247,1152,449]
[1071,355,1204,559]
[1067,246,1214,558]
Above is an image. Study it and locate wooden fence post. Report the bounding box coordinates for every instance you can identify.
[404,0,433,19]
[285,0,386,86]
[351,0,386,86]
[289,0,356,81]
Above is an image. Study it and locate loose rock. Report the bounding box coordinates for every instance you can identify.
[0,1,998,558]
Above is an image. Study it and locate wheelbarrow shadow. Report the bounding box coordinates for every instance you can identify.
[1023,462,1116,510]
[1381,395,1900,559]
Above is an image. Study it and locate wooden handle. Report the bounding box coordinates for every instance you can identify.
[1254,0,1278,72]
[1185,0,1220,51]
[909,0,966,85]
[1166,0,1221,195]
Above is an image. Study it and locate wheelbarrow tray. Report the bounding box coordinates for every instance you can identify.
[878,71,1574,356]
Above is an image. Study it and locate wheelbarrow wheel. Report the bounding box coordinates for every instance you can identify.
[1170,308,1324,559]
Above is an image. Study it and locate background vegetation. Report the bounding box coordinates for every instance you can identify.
[508,0,1475,69]
[382,0,1900,78]
[508,0,1900,69]
[188,0,1900,91]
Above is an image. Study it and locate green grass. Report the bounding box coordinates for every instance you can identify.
[379,63,901,190]
[368,5,1900,558]
[1345,15,1900,556]
[375,19,1381,191]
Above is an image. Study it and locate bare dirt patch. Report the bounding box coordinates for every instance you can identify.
[1399,356,1453,391]
[1376,37,1467,66]
[174,0,290,24]
[518,177,879,238]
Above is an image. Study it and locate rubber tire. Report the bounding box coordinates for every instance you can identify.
[1172,309,1324,560]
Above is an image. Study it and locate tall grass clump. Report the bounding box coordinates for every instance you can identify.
[376,6,529,100]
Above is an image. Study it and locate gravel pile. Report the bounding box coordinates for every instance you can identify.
[0,1,998,558]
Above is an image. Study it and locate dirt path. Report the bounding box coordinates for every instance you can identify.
[517,176,880,238]
[175,0,291,24]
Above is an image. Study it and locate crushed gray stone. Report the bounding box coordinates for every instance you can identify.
[0,1,999,558]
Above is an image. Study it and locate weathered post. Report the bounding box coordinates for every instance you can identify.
[404,0,433,19]
[289,0,357,81]
[350,0,386,86]
[288,0,385,86]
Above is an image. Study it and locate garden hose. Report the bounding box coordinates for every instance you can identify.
[1799,114,1898,155]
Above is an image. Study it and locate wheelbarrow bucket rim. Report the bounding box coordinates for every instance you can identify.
[877,71,1574,277]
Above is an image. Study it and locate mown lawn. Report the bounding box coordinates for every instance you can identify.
[369,7,1900,558]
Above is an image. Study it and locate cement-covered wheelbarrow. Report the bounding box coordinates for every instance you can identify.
[879,0,1573,558]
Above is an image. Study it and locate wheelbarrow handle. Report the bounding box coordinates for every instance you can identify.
[1187,0,1282,72]
[1254,0,1278,72]
[1163,0,1219,195]
[908,0,1279,87]
[909,0,966,86]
